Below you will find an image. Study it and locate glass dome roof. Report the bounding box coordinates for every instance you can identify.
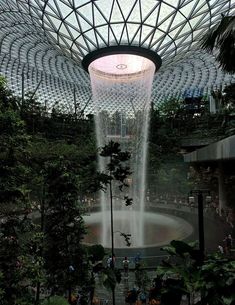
[16,0,235,66]
[0,0,234,114]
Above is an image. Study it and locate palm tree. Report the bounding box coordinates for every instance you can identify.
[201,14,235,73]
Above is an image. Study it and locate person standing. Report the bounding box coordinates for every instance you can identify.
[139,290,147,305]
[123,256,130,278]
[134,253,141,270]
[224,234,233,254]
[107,254,116,268]
[218,244,224,254]
[107,255,112,268]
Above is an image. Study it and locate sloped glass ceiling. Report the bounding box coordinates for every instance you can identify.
[0,0,235,114]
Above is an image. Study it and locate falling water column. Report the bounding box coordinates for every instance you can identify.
[86,51,160,248]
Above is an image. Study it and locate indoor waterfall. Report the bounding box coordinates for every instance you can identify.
[88,54,155,248]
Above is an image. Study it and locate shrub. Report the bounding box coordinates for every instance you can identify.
[41,295,69,305]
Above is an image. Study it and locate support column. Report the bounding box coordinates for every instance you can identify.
[218,162,227,215]
[198,192,205,260]
[209,95,216,113]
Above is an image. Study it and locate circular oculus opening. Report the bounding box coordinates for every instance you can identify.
[82,46,162,73]
[88,53,155,77]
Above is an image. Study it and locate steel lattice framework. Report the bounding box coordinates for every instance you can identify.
[0,0,235,114]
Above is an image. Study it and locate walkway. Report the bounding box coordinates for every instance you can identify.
[94,269,188,305]
[94,269,155,305]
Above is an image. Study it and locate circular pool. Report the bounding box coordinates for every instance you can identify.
[83,210,193,249]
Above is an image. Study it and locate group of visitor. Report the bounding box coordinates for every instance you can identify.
[125,276,179,305]
[106,253,142,272]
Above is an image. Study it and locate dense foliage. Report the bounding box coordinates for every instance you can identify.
[156,240,235,305]
[0,76,98,304]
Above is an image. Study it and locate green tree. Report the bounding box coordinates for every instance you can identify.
[25,106,97,304]
[201,15,235,73]
[43,157,87,301]
[99,141,132,254]
[0,77,37,304]
[0,77,102,304]
[99,141,132,305]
